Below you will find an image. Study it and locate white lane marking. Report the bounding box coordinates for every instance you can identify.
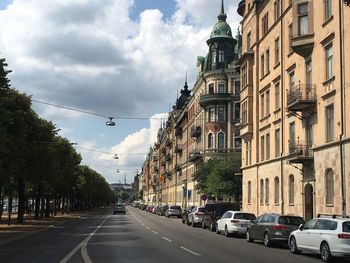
[141,223,145,226]
[180,246,201,256]
[162,236,172,243]
[60,214,111,263]
[146,226,150,230]
[152,231,159,235]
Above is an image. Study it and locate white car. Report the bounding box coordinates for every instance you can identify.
[188,206,205,226]
[216,211,256,237]
[289,215,350,262]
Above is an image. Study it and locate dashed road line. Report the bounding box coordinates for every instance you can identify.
[152,231,159,235]
[146,226,150,230]
[162,236,172,243]
[180,246,201,256]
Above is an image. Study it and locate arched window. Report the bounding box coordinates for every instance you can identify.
[325,169,334,205]
[274,177,280,204]
[265,178,269,204]
[208,84,214,94]
[247,181,252,204]
[208,133,214,148]
[289,174,295,204]
[260,179,264,204]
[218,132,225,148]
[218,50,225,62]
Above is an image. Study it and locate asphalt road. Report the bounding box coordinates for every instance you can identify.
[0,207,349,263]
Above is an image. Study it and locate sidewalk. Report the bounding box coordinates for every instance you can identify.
[0,212,82,247]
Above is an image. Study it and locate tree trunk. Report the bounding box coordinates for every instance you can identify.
[45,196,50,218]
[0,186,3,223]
[7,195,12,226]
[34,183,42,220]
[17,177,26,224]
[40,197,45,219]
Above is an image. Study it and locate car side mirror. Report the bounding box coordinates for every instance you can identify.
[251,220,256,224]
[298,224,304,231]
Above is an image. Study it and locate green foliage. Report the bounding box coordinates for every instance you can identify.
[193,156,242,201]
[0,56,11,89]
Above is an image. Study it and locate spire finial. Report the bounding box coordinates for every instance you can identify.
[218,0,227,21]
[183,70,189,90]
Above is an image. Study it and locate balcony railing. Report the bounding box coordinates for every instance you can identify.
[165,139,172,147]
[165,153,172,162]
[174,145,182,154]
[175,127,182,137]
[287,84,317,112]
[188,149,203,162]
[163,170,171,178]
[199,93,232,107]
[190,126,201,138]
[288,140,314,164]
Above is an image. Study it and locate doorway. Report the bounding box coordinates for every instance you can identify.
[304,184,314,221]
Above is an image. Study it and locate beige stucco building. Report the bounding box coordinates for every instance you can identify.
[237,0,350,220]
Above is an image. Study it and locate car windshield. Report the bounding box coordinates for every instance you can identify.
[343,222,350,232]
[170,206,181,210]
[234,213,256,220]
[198,208,205,212]
[278,216,305,225]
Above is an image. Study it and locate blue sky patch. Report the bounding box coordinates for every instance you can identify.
[130,0,177,21]
[0,0,12,10]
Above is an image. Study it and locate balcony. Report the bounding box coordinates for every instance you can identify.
[175,127,182,137]
[291,33,314,58]
[288,141,314,164]
[153,155,158,162]
[188,150,203,163]
[151,179,159,186]
[287,84,317,112]
[161,147,166,154]
[165,139,172,147]
[190,126,201,138]
[161,160,166,167]
[163,170,172,178]
[240,122,253,139]
[174,165,182,173]
[153,166,159,173]
[199,93,232,108]
[165,153,172,162]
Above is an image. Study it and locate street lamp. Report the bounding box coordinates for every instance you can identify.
[106,117,116,126]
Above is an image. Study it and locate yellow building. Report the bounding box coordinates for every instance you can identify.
[237,0,350,220]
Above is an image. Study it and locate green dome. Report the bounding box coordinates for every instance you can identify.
[210,21,233,39]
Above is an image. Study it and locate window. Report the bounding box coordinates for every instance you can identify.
[325,169,334,205]
[274,177,279,204]
[260,179,264,204]
[326,104,334,142]
[242,101,247,124]
[261,93,265,118]
[234,130,241,148]
[266,49,270,74]
[248,181,252,204]
[209,84,214,94]
[241,63,247,88]
[266,133,270,160]
[266,90,270,115]
[275,129,280,157]
[325,44,333,80]
[298,3,309,35]
[234,81,240,95]
[218,132,225,148]
[234,103,240,120]
[274,0,280,21]
[289,174,295,205]
[261,54,265,77]
[306,59,312,86]
[209,107,215,122]
[289,122,296,152]
[245,141,249,166]
[218,50,224,63]
[208,133,214,148]
[247,32,251,51]
[289,71,295,91]
[212,51,216,64]
[275,82,280,109]
[265,178,269,204]
[218,83,225,93]
[325,0,332,21]
[218,106,225,121]
[261,135,265,161]
[248,140,252,165]
[275,37,280,65]
[262,13,269,35]
[288,23,293,52]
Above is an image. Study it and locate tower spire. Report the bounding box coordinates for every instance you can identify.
[218,0,227,21]
[184,70,189,90]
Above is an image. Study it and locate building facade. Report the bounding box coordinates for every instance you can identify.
[142,1,242,207]
[237,0,350,220]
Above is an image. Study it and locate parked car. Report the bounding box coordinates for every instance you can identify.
[182,205,196,224]
[188,206,205,227]
[202,202,240,231]
[165,205,182,218]
[152,205,158,214]
[289,214,350,262]
[113,203,126,214]
[157,205,168,216]
[246,213,305,247]
[216,211,256,237]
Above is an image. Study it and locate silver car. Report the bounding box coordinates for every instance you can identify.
[165,205,182,218]
[113,204,126,214]
[188,206,205,227]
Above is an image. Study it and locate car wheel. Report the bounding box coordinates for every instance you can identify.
[210,221,215,232]
[289,236,301,254]
[246,229,254,242]
[191,219,196,227]
[224,226,230,237]
[320,242,333,262]
[263,232,271,247]
[216,225,220,234]
[202,220,206,229]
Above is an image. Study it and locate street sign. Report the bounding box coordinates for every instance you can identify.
[201,194,208,201]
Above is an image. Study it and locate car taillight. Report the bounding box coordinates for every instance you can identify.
[195,212,203,216]
[231,220,240,223]
[338,233,350,239]
[272,224,288,230]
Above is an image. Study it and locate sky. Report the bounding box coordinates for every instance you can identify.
[0,0,241,184]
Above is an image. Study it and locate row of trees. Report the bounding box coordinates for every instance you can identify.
[0,56,115,224]
[193,155,242,203]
